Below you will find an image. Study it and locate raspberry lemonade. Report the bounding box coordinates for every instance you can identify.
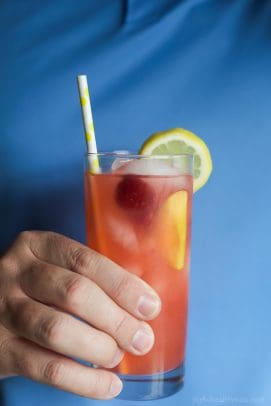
[77,76,212,400]
[84,154,193,400]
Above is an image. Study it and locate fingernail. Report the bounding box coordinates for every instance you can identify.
[109,377,123,397]
[137,294,160,318]
[132,328,154,353]
[110,348,124,367]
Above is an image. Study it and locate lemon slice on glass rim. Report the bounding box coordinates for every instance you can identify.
[139,128,213,192]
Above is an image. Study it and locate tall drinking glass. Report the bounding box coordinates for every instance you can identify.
[84,153,193,400]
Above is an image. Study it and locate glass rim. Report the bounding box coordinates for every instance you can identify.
[85,151,194,159]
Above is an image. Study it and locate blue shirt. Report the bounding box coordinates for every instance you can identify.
[0,1,270,405]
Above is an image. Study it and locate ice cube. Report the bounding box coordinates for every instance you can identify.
[111,157,133,171]
[116,158,181,176]
[106,215,139,253]
[114,158,190,227]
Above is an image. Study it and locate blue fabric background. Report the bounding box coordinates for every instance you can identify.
[0,1,270,405]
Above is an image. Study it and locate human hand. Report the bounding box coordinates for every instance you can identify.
[0,231,161,399]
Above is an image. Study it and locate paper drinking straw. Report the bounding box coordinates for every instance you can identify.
[77,75,100,173]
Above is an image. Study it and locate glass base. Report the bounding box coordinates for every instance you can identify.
[116,363,185,401]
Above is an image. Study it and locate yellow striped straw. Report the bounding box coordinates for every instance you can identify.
[77,75,100,173]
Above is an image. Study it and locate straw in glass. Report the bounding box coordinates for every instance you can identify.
[77,75,100,173]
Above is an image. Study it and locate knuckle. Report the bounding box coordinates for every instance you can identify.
[17,230,33,244]
[21,261,38,284]
[9,299,30,331]
[0,255,12,273]
[17,358,34,377]
[43,359,65,386]
[36,316,62,345]
[70,247,106,279]
[113,313,130,337]
[64,276,88,307]
[71,247,93,272]
[44,231,58,239]
[0,276,8,313]
[12,348,35,378]
[0,295,6,313]
[0,254,17,281]
[0,334,20,377]
[0,335,11,358]
[43,231,61,247]
[16,230,39,255]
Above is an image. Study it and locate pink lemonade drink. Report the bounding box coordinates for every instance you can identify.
[84,154,193,400]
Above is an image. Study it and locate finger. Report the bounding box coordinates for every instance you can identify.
[2,296,124,368]
[26,231,161,320]
[8,337,123,399]
[20,262,155,355]
[0,325,17,378]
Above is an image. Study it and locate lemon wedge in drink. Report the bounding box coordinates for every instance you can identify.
[155,191,188,270]
[139,128,212,192]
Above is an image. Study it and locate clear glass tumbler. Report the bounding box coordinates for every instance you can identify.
[84,152,193,400]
